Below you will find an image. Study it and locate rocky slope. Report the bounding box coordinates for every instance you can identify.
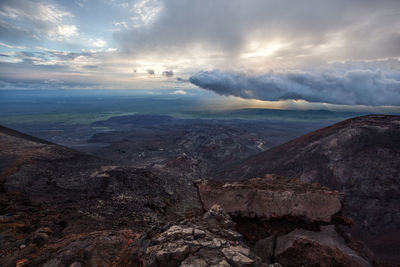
[0,125,199,266]
[0,118,394,266]
[220,115,400,264]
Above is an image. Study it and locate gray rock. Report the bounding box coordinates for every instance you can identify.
[180,256,208,267]
[203,204,236,228]
[222,246,254,266]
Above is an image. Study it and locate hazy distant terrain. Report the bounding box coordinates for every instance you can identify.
[0,89,370,150]
[0,89,372,190]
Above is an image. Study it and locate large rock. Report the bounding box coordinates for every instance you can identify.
[196,175,344,223]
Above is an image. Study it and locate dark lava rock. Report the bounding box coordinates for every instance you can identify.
[220,115,400,264]
[132,203,372,267]
[131,204,264,267]
[38,230,139,267]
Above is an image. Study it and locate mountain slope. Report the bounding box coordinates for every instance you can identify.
[219,115,400,264]
[0,125,191,266]
[0,125,176,227]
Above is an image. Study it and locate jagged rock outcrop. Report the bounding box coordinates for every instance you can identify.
[219,115,400,264]
[131,204,276,267]
[132,202,372,267]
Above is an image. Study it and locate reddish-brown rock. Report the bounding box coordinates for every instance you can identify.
[196,175,344,223]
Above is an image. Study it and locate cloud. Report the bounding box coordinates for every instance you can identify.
[48,25,79,42]
[0,42,25,49]
[190,69,400,106]
[169,89,187,95]
[162,70,174,77]
[1,0,399,95]
[0,0,78,44]
[176,77,188,82]
[131,0,163,28]
[75,0,88,8]
[0,77,102,90]
[91,39,107,48]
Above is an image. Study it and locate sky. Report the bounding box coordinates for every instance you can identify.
[0,0,400,110]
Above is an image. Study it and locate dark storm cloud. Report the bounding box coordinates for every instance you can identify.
[190,70,400,106]
[146,69,155,75]
[162,70,174,77]
[115,0,400,61]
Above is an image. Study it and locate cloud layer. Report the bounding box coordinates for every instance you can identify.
[0,0,399,101]
[190,70,400,106]
[0,0,77,44]
[115,0,400,69]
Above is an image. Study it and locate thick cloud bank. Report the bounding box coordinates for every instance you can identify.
[190,70,400,106]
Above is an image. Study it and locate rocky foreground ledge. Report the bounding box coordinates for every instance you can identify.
[196,175,345,223]
[131,175,374,267]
